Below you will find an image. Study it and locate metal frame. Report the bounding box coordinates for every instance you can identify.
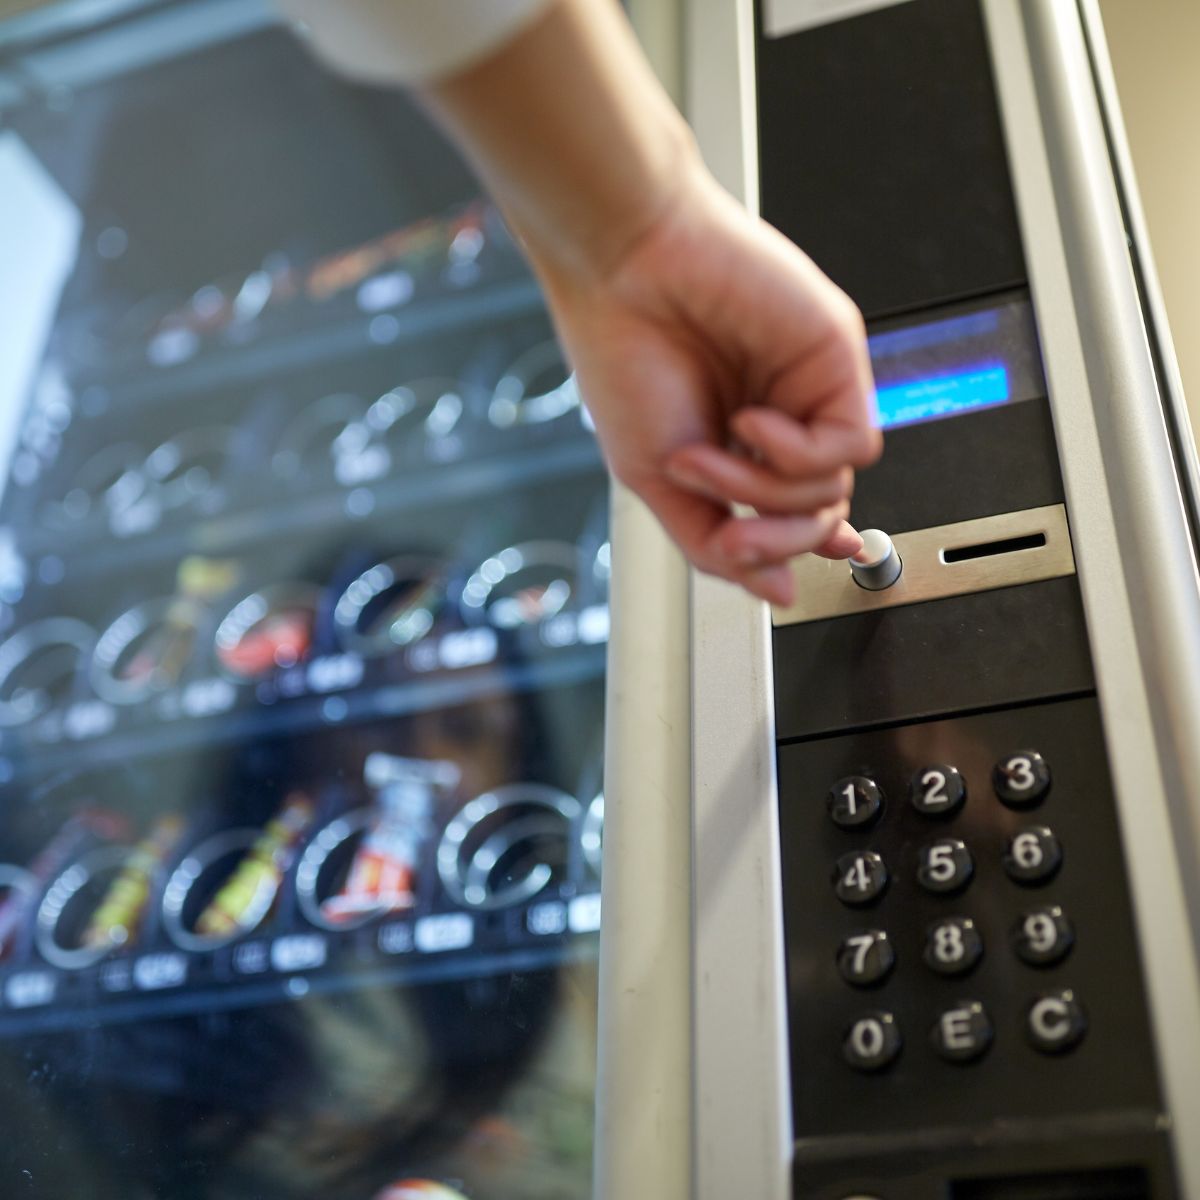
[682,1,1200,1196]
[687,4,793,1200]
[983,2,1200,1192]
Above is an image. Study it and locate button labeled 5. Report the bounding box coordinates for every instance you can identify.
[917,838,974,894]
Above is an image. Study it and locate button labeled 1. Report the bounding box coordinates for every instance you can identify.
[827,776,883,829]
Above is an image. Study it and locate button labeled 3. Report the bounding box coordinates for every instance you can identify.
[993,750,1051,808]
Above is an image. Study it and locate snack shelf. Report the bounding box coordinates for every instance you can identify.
[63,276,546,412]
[0,636,608,785]
[0,885,602,1038]
[16,433,605,581]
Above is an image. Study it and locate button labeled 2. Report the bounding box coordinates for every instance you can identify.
[909,764,966,817]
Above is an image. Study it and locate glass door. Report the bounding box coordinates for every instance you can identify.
[0,4,606,1197]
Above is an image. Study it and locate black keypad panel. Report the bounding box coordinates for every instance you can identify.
[779,696,1161,1142]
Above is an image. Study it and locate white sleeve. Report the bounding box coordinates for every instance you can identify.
[277,0,556,86]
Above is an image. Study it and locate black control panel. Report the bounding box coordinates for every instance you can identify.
[757,0,1180,1194]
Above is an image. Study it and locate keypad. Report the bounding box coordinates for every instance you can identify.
[817,738,1089,1079]
[784,699,1161,1146]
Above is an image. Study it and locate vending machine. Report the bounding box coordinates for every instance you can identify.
[0,3,608,1196]
[683,1,1200,1198]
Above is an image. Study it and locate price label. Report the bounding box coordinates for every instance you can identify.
[527,901,568,936]
[233,941,270,975]
[6,971,56,1009]
[307,655,364,694]
[133,953,187,991]
[415,913,474,953]
[377,922,414,956]
[568,893,602,934]
[270,934,328,973]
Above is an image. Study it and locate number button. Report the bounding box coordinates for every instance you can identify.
[833,851,888,905]
[994,750,1051,808]
[1013,905,1074,966]
[1026,989,1087,1053]
[827,776,883,829]
[1003,825,1063,885]
[843,1011,902,1071]
[917,838,974,894]
[909,764,966,817]
[930,1000,993,1062]
[924,916,983,976]
[837,930,895,986]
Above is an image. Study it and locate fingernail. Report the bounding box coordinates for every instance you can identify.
[665,460,709,494]
[733,544,765,566]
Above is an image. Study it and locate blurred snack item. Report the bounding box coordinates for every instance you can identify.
[319,755,457,924]
[91,557,237,705]
[81,815,185,951]
[307,201,488,303]
[373,1181,471,1200]
[214,583,322,682]
[333,557,448,659]
[0,808,129,955]
[193,794,315,939]
[459,541,580,631]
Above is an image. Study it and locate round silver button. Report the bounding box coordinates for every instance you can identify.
[849,529,902,590]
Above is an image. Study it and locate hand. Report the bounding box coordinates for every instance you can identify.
[532,157,882,606]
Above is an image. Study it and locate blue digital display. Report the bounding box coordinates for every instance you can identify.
[873,364,1010,430]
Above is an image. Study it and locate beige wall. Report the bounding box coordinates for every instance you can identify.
[1099,0,1200,431]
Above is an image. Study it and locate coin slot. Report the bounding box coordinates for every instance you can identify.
[941,531,1046,564]
[951,1165,1149,1199]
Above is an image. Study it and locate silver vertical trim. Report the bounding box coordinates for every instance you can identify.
[983,2,1200,1191]
[688,3,792,1199]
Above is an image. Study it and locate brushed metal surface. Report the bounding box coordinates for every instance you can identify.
[772,504,1076,626]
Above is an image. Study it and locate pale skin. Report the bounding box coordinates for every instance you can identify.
[425,0,882,606]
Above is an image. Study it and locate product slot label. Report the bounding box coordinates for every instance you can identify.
[414,913,474,953]
[132,952,188,991]
[568,893,602,934]
[5,971,56,1009]
[270,934,328,973]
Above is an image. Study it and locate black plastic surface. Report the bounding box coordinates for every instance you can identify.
[773,577,1095,743]
[778,697,1170,1194]
[850,397,1064,536]
[756,0,1026,320]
